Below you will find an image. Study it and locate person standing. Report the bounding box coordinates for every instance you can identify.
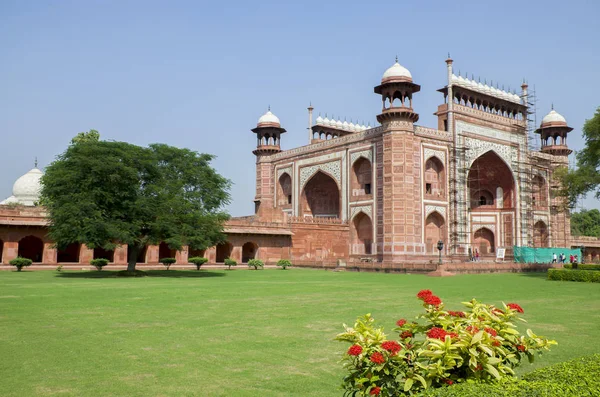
[475,249,480,262]
[552,253,557,263]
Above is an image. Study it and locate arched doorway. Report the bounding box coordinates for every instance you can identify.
[533,221,549,248]
[300,171,340,218]
[188,248,205,258]
[216,242,232,263]
[0,238,3,264]
[351,213,373,255]
[159,242,176,260]
[94,247,114,262]
[18,235,44,262]
[136,245,148,263]
[57,243,80,263]
[351,158,372,197]
[424,157,445,198]
[474,228,495,255]
[425,212,445,254]
[242,242,258,263]
[277,173,292,207]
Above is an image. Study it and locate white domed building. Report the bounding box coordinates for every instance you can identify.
[1,167,43,206]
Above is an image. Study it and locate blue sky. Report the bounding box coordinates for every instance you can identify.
[1,0,599,215]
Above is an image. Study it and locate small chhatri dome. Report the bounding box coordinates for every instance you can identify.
[257,108,281,126]
[1,167,43,206]
[381,58,413,83]
[541,109,567,125]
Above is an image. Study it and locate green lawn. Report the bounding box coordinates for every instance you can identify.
[0,269,599,396]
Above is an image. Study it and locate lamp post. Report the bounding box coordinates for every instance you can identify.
[437,240,444,265]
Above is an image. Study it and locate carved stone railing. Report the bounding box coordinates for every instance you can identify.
[287,216,348,225]
[453,104,527,129]
[414,126,452,141]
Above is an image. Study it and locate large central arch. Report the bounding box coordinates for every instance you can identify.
[468,151,515,209]
[300,171,340,218]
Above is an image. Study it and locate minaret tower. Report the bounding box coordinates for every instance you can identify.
[373,58,423,262]
[252,108,286,156]
[535,106,573,156]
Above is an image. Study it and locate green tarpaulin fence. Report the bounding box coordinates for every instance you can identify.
[513,246,581,264]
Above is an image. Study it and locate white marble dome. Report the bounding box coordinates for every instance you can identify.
[382,60,412,82]
[542,109,566,125]
[1,167,43,206]
[257,110,280,126]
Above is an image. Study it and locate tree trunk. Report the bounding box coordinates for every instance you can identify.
[127,245,139,273]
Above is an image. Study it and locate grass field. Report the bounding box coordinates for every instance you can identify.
[1,268,599,396]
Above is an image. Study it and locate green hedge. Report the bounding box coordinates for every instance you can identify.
[563,263,600,271]
[425,354,600,396]
[548,269,600,283]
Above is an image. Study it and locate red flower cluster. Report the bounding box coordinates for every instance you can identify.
[381,341,402,355]
[466,326,480,334]
[424,295,442,307]
[517,344,526,352]
[370,352,385,364]
[485,327,498,337]
[507,303,524,313]
[448,311,466,318]
[474,364,483,371]
[492,339,501,347]
[400,331,413,339]
[370,386,381,395]
[347,345,362,356]
[396,318,407,327]
[426,327,457,341]
[492,308,504,315]
[443,379,454,385]
[417,289,433,299]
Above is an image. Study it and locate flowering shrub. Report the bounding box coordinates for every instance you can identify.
[336,290,556,396]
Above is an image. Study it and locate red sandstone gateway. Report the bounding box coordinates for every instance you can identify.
[1,58,599,268]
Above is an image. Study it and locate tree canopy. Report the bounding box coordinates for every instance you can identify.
[41,136,231,272]
[571,209,600,238]
[556,107,600,208]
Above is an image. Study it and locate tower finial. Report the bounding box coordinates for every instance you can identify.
[551,103,554,110]
[448,52,450,58]
[395,55,398,63]
[34,157,38,168]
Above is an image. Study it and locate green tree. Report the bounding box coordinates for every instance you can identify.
[557,107,600,207]
[571,209,600,237]
[70,129,100,145]
[41,137,231,273]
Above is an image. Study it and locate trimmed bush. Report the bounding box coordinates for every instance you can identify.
[9,257,32,272]
[425,354,600,396]
[224,258,237,270]
[564,263,600,271]
[277,259,292,269]
[189,256,208,270]
[548,268,600,283]
[90,258,109,271]
[247,259,264,270]
[159,257,176,270]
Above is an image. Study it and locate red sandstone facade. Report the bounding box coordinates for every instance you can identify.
[1,58,600,268]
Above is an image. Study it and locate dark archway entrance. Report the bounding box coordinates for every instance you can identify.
[533,221,549,248]
[241,242,258,263]
[57,243,80,263]
[18,235,44,262]
[136,245,148,263]
[301,171,340,218]
[216,242,232,263]
[188,248,205,258]
[277,173,292,207]
[94,247,114,262]
[0,239,3,263]
[159,242,176,260]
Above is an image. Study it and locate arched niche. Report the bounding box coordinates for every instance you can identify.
[159,242,176,260]
[277,172,292,207]
[351,212,373,255]
[533,221,549,248]
[531,175,548,209]
[424,156,445,198]
[300,171,340,218]
[241,242,258,263]
[216,242,232,263]
[350,157,372,197]
[57,242,80,263]
[425,212,445,254]
[94,247,114,262]
[18,235,44,263]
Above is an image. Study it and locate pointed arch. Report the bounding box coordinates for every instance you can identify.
[351,212,373,255]
[300,171,340,218]
[533,220,549,248]
[277,172,292,206]
[18,235,44,263]
[473,227,495,255]
[424,156,445,197]
[351,157,372,197]
[425,211,446,254]
[468,150,515,209]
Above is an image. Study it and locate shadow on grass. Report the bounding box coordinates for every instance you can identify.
[54,270,226,279]
[516,271,550,279]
